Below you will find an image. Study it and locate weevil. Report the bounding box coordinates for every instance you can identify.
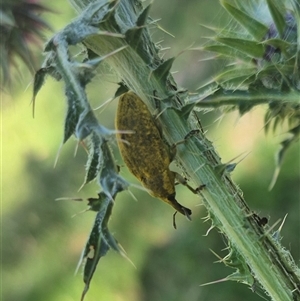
[115,91,192,219]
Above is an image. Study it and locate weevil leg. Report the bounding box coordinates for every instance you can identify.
[175,172,206,194]
[170,129,205,193]
[172,206,193,229]
[173,211,178,229]
[169,129,201,160]
[182,207,192,220]
[167,193,192,217]
[171,129,201,152]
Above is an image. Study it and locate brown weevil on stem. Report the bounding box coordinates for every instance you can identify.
[115,91,192,220]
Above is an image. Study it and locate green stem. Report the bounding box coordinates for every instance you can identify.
[189,89,300,108]
[67,1,300,300]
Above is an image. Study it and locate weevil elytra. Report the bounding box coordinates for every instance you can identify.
[115,91,192,218]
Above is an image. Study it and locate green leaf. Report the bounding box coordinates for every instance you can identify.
[214,66,256,88]
[269,124,300,190]
[125,27,144,48]
[77,194,112,301]
[266,0,286,37]
[216,66,256,79]
[200,24,251,40]
[99,141,129,199]
[115,82,129,97]
[262,38,293,57]
[203,44,252,62]
[222,243,255,286]
[215,37,265,58]
[136,3,151,27]
[80,133,103,189]
[63,89,82,143]
[78,191,133,301]
[32,68,48,117]
[220,1,269,40]
[125,4,151,60]
[178,103,195,119]
[153,57,175,84]
[75,109,98,141]
[258,63,295,88]
[264,109,272,134]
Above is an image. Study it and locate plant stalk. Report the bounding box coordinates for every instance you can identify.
[66,1,300,300]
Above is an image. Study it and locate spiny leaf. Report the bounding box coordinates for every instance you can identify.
[159,94,176,108]
[203,44,252,62]
[215,37,265,58]
[63,89,83,143]
[125,5,151,54]
[220,0,269,40]
[78,190,133,301]
[81,133,103,188]
[225,163,237,173]
[214,163,227,177]
[32,68,48,117]
[178,103,196,119]
[76,57,105,87]
[272,116,282,132]
[136,3,151,27]
[262,38,293,57]
[238,101,256,115]
[269,124,300,189]
[81,241,109,301]
[221,243,255,286]
[61,1,116,46]
[75,109,98,141]
[200,24,251,40]
[115,82,129,97]
[214,66,257,88]
[99,141,129,199]
[125,26,143,48]
[266,0,286,37]
[77,194,112,301]
[214,162,238,177]
[152,57,175,85]
[77,191,130,301]
[264,110,273,134]
[226,270,255,286]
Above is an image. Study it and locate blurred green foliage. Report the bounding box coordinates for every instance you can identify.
[3,1,299,301]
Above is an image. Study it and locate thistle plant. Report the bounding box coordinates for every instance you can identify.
[28,0,300,300]
[198,0,300,190]
[0,0,51,85]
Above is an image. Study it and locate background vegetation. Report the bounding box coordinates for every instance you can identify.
[3,0,299,300]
